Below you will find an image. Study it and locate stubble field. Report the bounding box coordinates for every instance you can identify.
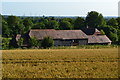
[2,48,119,78]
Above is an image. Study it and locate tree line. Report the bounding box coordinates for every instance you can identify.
[1,11,120,49]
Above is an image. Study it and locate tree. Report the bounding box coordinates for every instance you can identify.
[116,17,120,29]
[117,29,120,44]
[7,15,21,37]
[74,17,85,29]
[32,22,45,29]
[107,18,118,29]
[41,36,54,49]
[17,38,24,47]
[18,22,25,34]
[0,14,1,48]
[109,32,118,43]
[7,15,19,27]
[102,25,118,42]
[59,21,72,30]
[23,17,33,32]
[2,38,11,49]
[29,37,39,48]
[85,11,105,28]
[100,29,105,35]
[2,17,10,37]
[41,18,48,27]
[61,18,74,24]
[46,20,59,29]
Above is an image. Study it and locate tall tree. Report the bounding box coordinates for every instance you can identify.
[7,16,19,27]
[116,17,120,29]
[115,17,120,44]
[85,11,105,28]
[102,25,118,43]
[74,17,85,29]
[7,15,21,36]
[23,17,33,32]
[2,17,10,37]
[107,18,118,29]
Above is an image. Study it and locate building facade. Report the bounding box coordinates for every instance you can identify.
[15,28,112,47]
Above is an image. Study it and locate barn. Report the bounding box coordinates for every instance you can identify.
[15,28,112,47]
[88,35,112,45]
[82,28,112,45]
[15,29,88,47]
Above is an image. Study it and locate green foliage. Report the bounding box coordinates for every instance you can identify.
[7,16,19,27]
[107,18,118,29]
[50,45,118,49]
[41,36,54,48]
[86,11,105,28]
[2,18,10,37]
[61,18,74,24]
[29,37,39,48]
[15,21,25,34]
[2,38,11,49]
[1,11,120,47]
[32,22,45,29]
[6,15,25,37]
[0,37,1,46]
[74,17,85,29]
[117,29,120,44]
[60,21,72,30]
[100,29,105,35]
[23,17,33,32]
[109,32,118,43]
[116,17,120,29]
[102,25,118,42]
[17,38,24,47]
[41,18,48,26]
[46,20,59,29]
[23,17,33,27]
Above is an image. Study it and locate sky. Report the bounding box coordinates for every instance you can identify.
[1,0,120,17]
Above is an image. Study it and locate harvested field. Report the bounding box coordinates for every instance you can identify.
[2,48,119,78]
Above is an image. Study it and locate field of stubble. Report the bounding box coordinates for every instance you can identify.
[2,48,119,78]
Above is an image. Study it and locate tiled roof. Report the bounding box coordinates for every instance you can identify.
[88,35,112,43]
[29,29,88,40]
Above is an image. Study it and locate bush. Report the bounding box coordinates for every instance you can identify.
[29,37,39,48]
[2,38,11,49]
[17,38,24,47]
[41,36,54,48]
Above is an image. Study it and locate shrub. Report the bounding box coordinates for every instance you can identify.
[2,38,11,49]
[17,38,24,47]
[29,37,39,48]
[41,36,54,48]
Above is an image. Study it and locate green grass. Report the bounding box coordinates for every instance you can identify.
[50,45,118,49]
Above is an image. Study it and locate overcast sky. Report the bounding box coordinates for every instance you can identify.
[1,0,120,16]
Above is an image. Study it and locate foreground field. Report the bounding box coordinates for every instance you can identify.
[2,48,119,78]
